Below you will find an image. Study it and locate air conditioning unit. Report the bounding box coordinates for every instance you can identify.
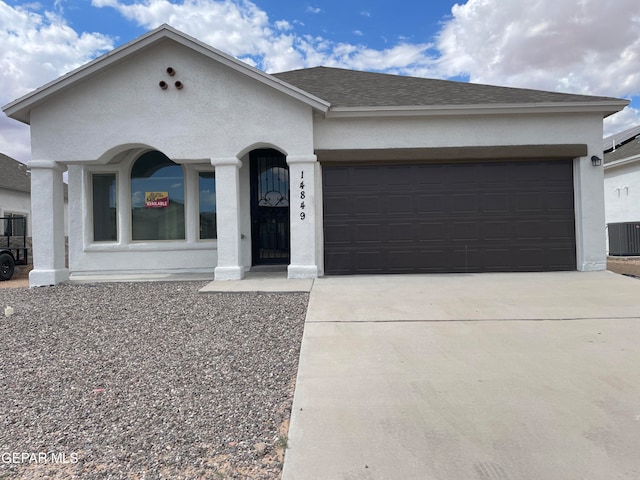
[608,222,640,256]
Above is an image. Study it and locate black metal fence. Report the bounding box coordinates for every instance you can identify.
[608,222,640,256]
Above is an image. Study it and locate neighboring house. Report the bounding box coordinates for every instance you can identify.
[1,25,628,287]
[0,152,70,246]
[0,153,32,235]
[603,125,640,254]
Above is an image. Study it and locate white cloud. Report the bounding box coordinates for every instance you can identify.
[3,0,640,164]
[0,1,114,162]
[436,0,640,132]
[604,106,640,138]
[89,0,439,75]
[274,19,291,31]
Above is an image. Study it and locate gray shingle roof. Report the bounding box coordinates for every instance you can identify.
[0,153,30,193]
[604,128,640,164]
[273,66,623,108]
[603,125,640,153]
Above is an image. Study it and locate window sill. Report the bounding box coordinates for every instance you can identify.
[86,240,216,252]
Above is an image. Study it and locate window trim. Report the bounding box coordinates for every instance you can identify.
[90,172,118,243]
[196,169,217,241]
[85,154,217,251]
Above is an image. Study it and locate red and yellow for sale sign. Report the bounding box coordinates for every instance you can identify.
[145,192,169,208]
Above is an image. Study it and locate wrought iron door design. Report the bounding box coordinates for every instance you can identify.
[250,150,290,265]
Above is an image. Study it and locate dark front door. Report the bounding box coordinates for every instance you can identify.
[250,149,290,265]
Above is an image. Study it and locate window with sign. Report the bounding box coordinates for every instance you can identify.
[131,151,185,241]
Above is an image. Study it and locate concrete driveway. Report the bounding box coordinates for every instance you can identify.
[282,272,640,480]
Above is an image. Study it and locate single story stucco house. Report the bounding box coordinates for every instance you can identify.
[1,25,628,287]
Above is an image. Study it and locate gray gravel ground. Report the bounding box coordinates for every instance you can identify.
[0,282,308,479]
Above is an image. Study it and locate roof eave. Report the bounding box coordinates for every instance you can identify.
[325,100,630,119]
[2,24,329,125]
[604,153,640,170]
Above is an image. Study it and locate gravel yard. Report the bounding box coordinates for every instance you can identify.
[0,282,308,479]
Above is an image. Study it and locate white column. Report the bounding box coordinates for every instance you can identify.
[574,152,607,271]
[28,160,69,287]
[287,154,319,278]
[212,157,244,280]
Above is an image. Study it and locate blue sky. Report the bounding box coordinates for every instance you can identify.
[1,0,639,162]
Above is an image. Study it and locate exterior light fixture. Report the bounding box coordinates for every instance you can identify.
[166,67,176,76]
[175,81,184,90]
[591,155,602,166]
[159,81,168,90]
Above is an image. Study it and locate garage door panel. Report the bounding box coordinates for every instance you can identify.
[515,193,545,213]
[451,194,479,213]
[355,167,384,186]
[355,196,381,215]
[389,223,414,243]
[388,196,414,215]
[323,160,576,274]
[482,193,510,213]
[517,248,545,269]
[324,196,351,217]
[547,220,575,239]
[546,191,574,211]
[324,224,351,244]
[323,168,350,187]
[450,221,480,241]
[515,220,546,240]
[387,250,421,271]
[417,222,447,242]
[416,195,445,214]
[481,249,513,270]
[355,251,385,273]
[355,224,383,243]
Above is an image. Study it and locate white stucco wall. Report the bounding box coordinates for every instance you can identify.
[30,40,315,163]
[314,112,597,150]
[313,112,608,271]
[604,161,640,224]
[37,39,316,278]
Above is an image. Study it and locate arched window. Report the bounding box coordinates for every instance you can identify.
[130,151,185,241]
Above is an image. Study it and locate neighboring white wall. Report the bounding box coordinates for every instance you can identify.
[604,161,640,224]
[0,189,31,235]
[0,188,69,237]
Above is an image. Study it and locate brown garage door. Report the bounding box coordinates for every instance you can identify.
[323,160,576,274]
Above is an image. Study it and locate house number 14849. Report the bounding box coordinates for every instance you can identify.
[299,171,306,220]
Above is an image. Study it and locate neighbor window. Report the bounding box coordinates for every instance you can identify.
[3,212,27,237]
[198,172,216,239]
[131,151,185,241]
[92,174,117,241]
